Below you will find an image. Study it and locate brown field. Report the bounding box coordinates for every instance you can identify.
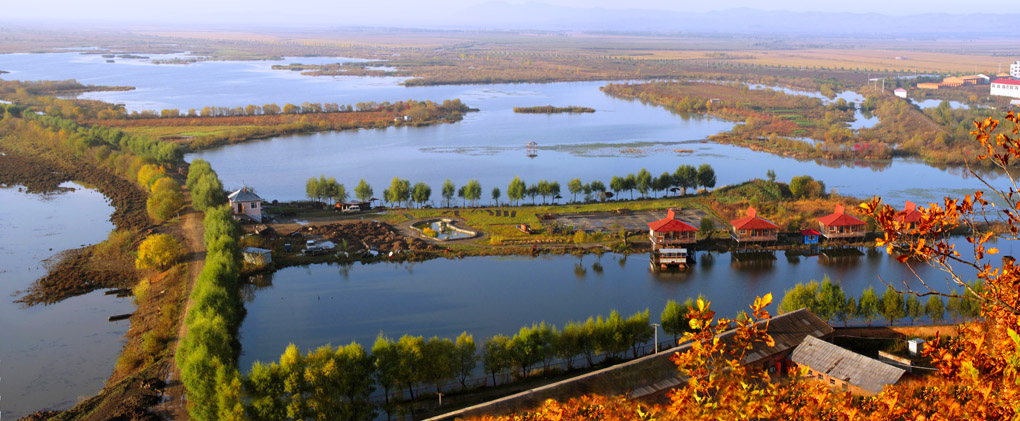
[727,48,1010,74]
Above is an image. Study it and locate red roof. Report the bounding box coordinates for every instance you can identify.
[648,208,699,232]
[731,207,780,230]
[992,78,1020,86]
[818,204,866,227]
[800,229,821,236]
[895,201,923,223]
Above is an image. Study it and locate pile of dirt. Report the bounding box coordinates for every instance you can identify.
[305,221,439,253]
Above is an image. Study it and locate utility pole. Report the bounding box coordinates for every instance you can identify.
[652,323,660,353]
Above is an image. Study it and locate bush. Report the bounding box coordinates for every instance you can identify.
[135,233,184,270]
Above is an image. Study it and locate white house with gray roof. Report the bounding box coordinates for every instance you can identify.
[228,187,263,223]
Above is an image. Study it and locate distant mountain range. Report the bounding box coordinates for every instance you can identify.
[342,2,1020,37]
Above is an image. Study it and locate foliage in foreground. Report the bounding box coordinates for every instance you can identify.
[473,112,1020,421]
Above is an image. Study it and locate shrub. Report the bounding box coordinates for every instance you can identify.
[135,233,184,270]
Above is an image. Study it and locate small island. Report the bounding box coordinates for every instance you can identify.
[513,105,595,114]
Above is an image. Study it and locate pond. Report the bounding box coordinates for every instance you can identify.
[413,219,475,240]
[237,244,988,371]
[0,184,134,418]
[913,99,971,110]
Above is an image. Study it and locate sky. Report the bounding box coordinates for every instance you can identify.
[0,0,978,26]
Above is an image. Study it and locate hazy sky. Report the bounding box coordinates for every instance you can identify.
[2,0,978,26]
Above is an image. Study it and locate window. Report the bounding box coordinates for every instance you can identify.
[841,383,849,391]
[251,202,258,209]
[829,378,835,385]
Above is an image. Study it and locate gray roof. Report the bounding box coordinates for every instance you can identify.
[791,335,905,394]
[228,187,262,203]
[735,308,835,364]
[242,247,272,255]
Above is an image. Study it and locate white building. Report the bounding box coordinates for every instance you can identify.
[228,187,263,223]
[893,88,907,98]
[991,78,1020,99]
[1012,61,1020,79]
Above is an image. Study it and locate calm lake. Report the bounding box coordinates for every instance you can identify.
[238,246,987,371]
[0,52,1007,206]
[0,52,1012,413]
[0,184,132,418]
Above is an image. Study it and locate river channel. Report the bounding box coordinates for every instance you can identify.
[0,184,132,418]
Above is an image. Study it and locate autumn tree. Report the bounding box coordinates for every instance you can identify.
[136,233,183,270]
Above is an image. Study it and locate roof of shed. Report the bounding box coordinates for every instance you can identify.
[791,335,906,394]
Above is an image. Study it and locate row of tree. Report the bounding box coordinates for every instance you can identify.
[100,99,470,121]
[186,159,228,212]
[303,163,718,209]
[779,276,983,326]
[219,304,688,420]
[176,202,246,419]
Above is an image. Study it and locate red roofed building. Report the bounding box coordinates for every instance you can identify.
[648,208,698,249]
[895,201,923,230]
[818,204,867,240]
[731,207,780,243]
[991,78,1020,99]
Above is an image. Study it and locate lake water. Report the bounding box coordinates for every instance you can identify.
[238,246,985,371]
[1,53,1009,207]
[0,184,133,418]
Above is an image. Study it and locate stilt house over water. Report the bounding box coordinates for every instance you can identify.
[730,207,780,244]
[647,208,698,250]
[817,204,867,241]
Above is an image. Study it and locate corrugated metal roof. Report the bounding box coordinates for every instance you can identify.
[791,336,905,394]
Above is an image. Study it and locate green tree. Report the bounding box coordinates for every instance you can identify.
[556,321,584,370]
[329,178,348,205]
[371,334,399,404]
[389,177,411,208]
[699,217,715,239]
[766,169,776,183]
[816,276,846,323]
[306,176,322,203]
[568,178,583,202]
[636,168,652,198]
[625,309,653,358]
[420,337,457,394]
[609,176,624,198]
[697,163,716,190]
[589,180,607,201]
[394,335,424,399]
[925,295,946,323]
[483,335,511,385]
[905,294,923,325]
[880,286,906,325]
[789,175,827,199]
[779,281,820,314]
[623,174,637,199]
[354,179,373,202]
[507,176,526,206]
[441,179,456,207]
[136,233,183,270]
[411,182,432,208]
[465,179,482,206]
[857,286,880,326]
[491,186,501,206]
[674,164,698,195]
[838,296,857,327]
[661,298,696,342]
[454,332,478,389]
